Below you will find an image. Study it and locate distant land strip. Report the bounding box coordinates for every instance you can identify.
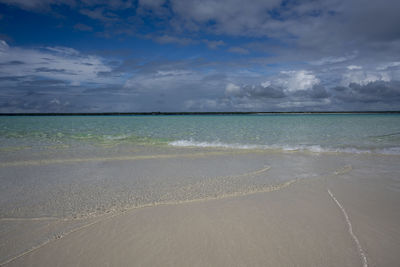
[1,111,400,116]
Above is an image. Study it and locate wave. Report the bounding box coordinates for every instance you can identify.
[169,139,400,155]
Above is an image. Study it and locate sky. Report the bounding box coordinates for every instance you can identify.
[0,0,399,112]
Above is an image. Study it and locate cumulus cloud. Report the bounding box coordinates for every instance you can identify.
[341,69,391,86]
[276,70,320,92]
[225,83,286,99]
[225,83,240,95]
[333,81,400,104]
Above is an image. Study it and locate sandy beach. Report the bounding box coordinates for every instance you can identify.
[1,146,399,267]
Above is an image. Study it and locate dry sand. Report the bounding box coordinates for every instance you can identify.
[3,175,399,267]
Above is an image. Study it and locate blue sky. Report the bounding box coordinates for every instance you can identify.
[0,0,399,112]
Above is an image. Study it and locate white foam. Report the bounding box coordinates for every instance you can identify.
[328,189,368,267]
[169,140,263,150]
[102,134,131,141]
[169,139,400,155]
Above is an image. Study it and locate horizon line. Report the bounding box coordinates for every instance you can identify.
[1,111,400,116]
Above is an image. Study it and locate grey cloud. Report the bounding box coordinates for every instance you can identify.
[170,0,282,36]
[19,79,67,87]
[3,0,400,60]
[0,60,25,66]
[80,7,119,22]
[0,76,25,81]
[238,85,286,99]
[35,67,67,73]
[293,85,330,99]
[0,0,73,11]
[149,34,195,46]
[333,81,400,104]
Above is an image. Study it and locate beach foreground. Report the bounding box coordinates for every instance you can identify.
[1,145,400,266]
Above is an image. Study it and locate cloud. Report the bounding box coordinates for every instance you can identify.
[341,69,391,86]
[333,81,400,104]
[170,0,282,36]
[276,70,320,92]
[149,35,195,45]
[80,7,119,23]
[292,84,330,99]
[225,82,286,99]
[0,40,116,86]
[377,61,400,71]
[311,54,357,66]
[225,83,240,95]
[347,65,362,70]
[74,23,93,31]
[202,39,225,49]
[0,0,71,11]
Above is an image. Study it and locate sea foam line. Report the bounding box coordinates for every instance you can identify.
[0,151,253,168]
[169,139,400,155]
[328,189,368,267]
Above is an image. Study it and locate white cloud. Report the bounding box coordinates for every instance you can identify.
[0,40,116,86]
[156,70,192,76]
[347,65,362,70]
[228,46,249,55]
[124,69,200,90]
[184,98,220,109]
[341,69,391,86]
[151,35,194,45]
[311,55,355,66]
[376,61,400,71]
[261,81,271,87]
[225,83,241,95]
[0,40,9,50]
[277,98,331,108]
[276,70,320,92]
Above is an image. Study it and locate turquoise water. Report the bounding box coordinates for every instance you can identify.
[1,114,400,154]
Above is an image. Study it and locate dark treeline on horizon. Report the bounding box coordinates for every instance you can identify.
[1,111,400,116]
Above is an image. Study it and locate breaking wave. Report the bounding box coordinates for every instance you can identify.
[169,139,400,155]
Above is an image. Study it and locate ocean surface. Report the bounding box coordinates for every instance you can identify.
[1,114,400,154]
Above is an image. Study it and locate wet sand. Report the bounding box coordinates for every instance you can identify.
[3,177,400,267]
[1,147,400,266]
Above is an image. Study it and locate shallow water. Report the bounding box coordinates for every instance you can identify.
[1,114,400,219]
[1,114,400,154]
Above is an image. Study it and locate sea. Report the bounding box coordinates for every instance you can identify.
[1,114,400,154]
[1,114,400,219]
